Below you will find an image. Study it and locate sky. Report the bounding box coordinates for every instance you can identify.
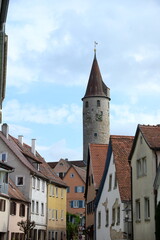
[2,0,160,162]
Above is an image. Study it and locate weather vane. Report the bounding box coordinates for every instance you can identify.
[94,41,98,56]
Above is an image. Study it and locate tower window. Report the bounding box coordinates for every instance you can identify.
[97,100,100,107]
[85,101,89,108]
[94,133,97,137]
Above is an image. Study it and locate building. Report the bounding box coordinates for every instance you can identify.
[129,124,160,240]
[82,52,110,164]
[95,135,133,240]
[85,143,108,239]
[0,0,9,122]
[0,123,67,240]
[8,179,29,240]
[0,162,13,240]
[63,164,86,226]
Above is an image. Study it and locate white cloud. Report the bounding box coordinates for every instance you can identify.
[3,99,82,125]
[37,139,82,162]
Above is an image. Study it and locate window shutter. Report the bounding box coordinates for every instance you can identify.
[70,201,73,208]
[79,200,83,208]
[82,186,84,193]
[75,187,77,193]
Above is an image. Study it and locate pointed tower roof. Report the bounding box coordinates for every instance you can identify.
[82,54,110,99]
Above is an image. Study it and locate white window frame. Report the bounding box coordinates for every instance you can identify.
[41,202,44,216]
[16,176,24,186]
[135,199,141,221]
[31,200,35,213]
[36,201,39,215]
[56,187,58,198]
[42,180,45,192]
[52,209,55,220]
[32,177,36,189]
[37,178,40,190]
[0,152,8,162]
[144,197,150,220]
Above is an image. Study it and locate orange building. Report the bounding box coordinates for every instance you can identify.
[63,164,86,226]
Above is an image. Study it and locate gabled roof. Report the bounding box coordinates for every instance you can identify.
[48,159,86,169]
[89,144,108,189]
[82,56,110,100]
[112,135,134,201]
[95,135,133,207]
[9,179,29,203]
[72,165,86,183]
[0,131,67,188]
[129,124,160,160]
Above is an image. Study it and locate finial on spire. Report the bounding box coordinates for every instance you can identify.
[94,41,98,58]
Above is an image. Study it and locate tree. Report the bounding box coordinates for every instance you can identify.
[66,213,80,240]
[17,220,35,240]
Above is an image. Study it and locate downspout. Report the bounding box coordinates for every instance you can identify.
[129,160,134,240]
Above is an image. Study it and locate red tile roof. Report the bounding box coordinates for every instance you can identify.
[9,179,28,202]
[139,124,160,149]
[89,144,108,189]
[72,165,86,183]
[0,132,67,187]
[48,159,86,169]
[111,135,134,201]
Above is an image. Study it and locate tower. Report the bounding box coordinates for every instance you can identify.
[82,52,110,164]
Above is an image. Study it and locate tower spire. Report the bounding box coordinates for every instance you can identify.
[94,41,98,58]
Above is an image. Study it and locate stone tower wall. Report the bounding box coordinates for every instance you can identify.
[83,96,110,164]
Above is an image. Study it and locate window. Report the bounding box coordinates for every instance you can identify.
[3,172,8,183]
[108,174,112,191]
[10,201,16,215]
[106,209,109,227]
[37,178,40,190]
[32,177,36,188]
[67,187,70,193]
[52,209,54,220]
[61,210,64,220]
[56,187,58,197]
[61,189,63,198]
[0,152,7,162]
[58,172,64,179]
[48,209,52,220]
[19,204,25,217]
[42,180,45,192]
[75,186,85,193]
[114,173,117,189]
[32,200,35,213]
[41,203,44,216]
[52,186,54,196]
[0,199,6,211]
[112,208,115,225]
[71,200,85,209]
[16,176,24,186]
[136,199,141,221]
[85,101,89,108]
[97,100,100,107]
[55,210,58,220]
[36,201,39,214]
[94,133,97,137]
[137,157,147,178]
[98,211,101,228]
[70,173,74,178]
[117,206,120,225]
[144,197,150,220]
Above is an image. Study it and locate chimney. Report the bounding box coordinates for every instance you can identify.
[2,123,9,139]
[31,139,36,155]
[18,135,23,145]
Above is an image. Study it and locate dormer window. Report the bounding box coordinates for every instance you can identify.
[0,152,7,162]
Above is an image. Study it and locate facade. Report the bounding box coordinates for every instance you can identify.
[47,183,67,240]
[63,165,86,226]
[0,123,67,240]
[95,135,133,240]
[85,143,108,239]
[129,124,160,240]
[82,53,110,164]
[8,179,29,240]
[0,162,13,240]
[0,0,9,122]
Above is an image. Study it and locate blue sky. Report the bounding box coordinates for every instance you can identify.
[2,0,160,161]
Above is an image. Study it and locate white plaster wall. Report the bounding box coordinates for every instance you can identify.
[96,153,125,240]
[0,196,9,232]
[131,132,156,240]
[31,177,47,229]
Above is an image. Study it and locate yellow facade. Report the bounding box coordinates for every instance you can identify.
[47,183,67,240]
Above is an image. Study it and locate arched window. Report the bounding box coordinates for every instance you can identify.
[97,100,100,107]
